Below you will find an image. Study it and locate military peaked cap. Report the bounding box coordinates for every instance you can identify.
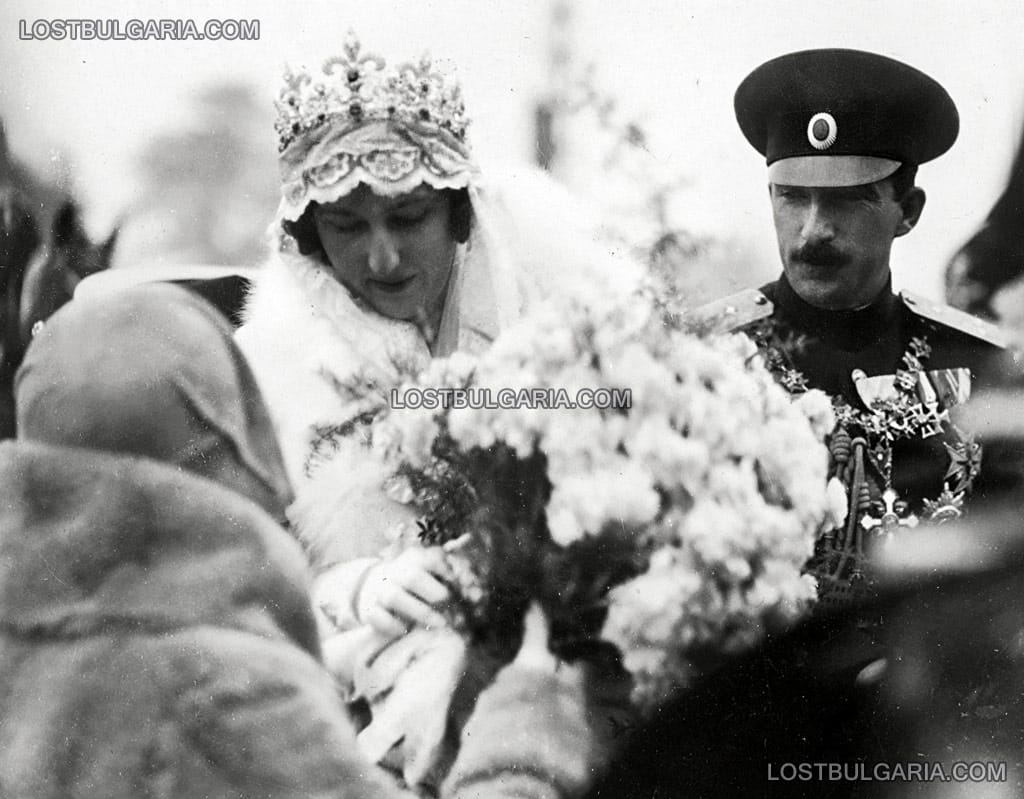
[735,48,959,187]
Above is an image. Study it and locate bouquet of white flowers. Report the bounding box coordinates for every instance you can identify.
[367,289,841,710]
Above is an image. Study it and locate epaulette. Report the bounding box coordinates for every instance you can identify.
[690,289,773,334]
[901,291,1009,348]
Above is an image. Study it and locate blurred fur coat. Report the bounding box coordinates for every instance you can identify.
[0,283,399,799]
[0,441,395,799]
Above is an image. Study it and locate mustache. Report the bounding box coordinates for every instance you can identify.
[793,242,849,266]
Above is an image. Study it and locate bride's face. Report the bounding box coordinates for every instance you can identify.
[313,183,458,326]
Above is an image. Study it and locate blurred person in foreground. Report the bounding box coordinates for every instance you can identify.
[0,283,397,798]
[0,282,605,799]
[235,32,636,794]
[698,48,1016,610]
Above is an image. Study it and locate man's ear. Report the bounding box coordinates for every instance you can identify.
[895,187,926,238]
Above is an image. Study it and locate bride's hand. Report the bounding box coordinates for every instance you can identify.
[356,546,452,638]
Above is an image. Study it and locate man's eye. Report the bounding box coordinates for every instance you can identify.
[838,191,876,204]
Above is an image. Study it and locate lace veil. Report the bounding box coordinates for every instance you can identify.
[270,34,639,356]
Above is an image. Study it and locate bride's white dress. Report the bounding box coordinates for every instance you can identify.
[236,166,641,792]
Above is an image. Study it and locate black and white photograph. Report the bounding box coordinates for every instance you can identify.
[2,1,1024,796]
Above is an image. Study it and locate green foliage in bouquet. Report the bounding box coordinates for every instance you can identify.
[394,422,644,670]
[369,290,842,710]
[406,436,549,661]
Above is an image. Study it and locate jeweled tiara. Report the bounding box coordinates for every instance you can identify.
[274,32,471,152]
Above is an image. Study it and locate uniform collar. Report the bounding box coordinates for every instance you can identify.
[771,272,900,347]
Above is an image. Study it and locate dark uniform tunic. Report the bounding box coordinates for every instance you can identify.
[586,280,1022,798]
[699,273,1012,607]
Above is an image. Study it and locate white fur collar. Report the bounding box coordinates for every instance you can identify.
[236,249,430,484]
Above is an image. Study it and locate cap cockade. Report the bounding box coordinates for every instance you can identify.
[807,112,837,151]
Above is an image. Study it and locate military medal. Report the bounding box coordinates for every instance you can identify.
[748,321,983,606]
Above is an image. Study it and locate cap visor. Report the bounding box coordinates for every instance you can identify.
[768,155,901,187]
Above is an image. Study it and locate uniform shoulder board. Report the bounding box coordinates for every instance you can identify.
[690,289,773,334]
[901,291,1009,348]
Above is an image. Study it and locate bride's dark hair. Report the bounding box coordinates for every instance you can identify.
[282,188,472,258]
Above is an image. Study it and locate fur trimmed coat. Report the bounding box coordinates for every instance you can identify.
[236,249,481,571]
[235,169,643,573]
[235,188,644,794]
[0,440,396,799]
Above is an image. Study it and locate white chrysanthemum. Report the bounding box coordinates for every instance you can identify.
[543,409,617,474]
[601,341,679,410]
[368,284,833,713]
[446,405,498,451]
[626,414,710,490]
[679,500,748,566]
[548,460,660,541]
[603,548,699,641]
[547,505,585,547]
[498,407,543,458]
[793,388,836,440]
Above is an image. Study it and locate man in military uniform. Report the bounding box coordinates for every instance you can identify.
[703,49,1013,607]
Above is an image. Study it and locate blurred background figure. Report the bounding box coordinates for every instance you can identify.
[0,119,118,438]
[122,83,278,267]
[946,116,1024,324]
[0,118,66,232]
[0,183,38,437]
[18,199,118,353]
[0,284,395,799]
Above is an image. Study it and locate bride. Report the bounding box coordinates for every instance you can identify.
[238,30,638,625]
[236,32,638,793]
